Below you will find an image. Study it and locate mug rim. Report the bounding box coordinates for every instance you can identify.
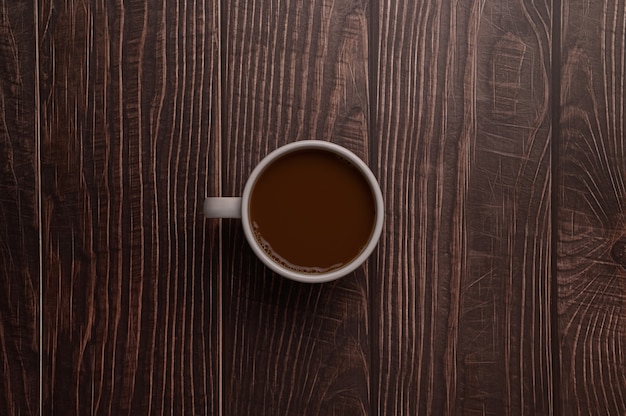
[241,140,384,283]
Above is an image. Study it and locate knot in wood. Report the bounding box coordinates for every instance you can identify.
[610,237,626,270]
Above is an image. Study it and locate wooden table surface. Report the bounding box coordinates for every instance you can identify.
[1,0,625,414]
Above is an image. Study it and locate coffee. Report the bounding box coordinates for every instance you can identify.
[249,149,376,274]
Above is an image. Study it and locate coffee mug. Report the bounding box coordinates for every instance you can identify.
[204,140,384,283]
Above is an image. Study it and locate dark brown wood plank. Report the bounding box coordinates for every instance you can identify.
[371,0,553,414]
[40,0,221,413]
[558,0,626,413]
[0,0,40,414]
[220,0,371,414]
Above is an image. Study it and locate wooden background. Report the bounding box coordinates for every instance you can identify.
[0,0,625,414]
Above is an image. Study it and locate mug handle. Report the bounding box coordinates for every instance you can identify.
[204,197,242,218]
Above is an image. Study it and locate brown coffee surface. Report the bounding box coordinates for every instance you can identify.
[249,149,376,274]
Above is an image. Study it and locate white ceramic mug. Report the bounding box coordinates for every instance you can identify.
[204,140,384,283]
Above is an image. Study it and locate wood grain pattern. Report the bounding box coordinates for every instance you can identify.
[4,0,626,413]
[220,0,371,414]
[40,0,222,414]
[0,0,40,414]
[371,0,553,414]
[558,0,626,414]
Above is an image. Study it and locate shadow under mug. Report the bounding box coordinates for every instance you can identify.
[204,140,384,283]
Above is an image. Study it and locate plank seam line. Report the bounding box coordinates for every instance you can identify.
[34,0,43,411]
[366,0,380,414]
[550,0,562,413]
